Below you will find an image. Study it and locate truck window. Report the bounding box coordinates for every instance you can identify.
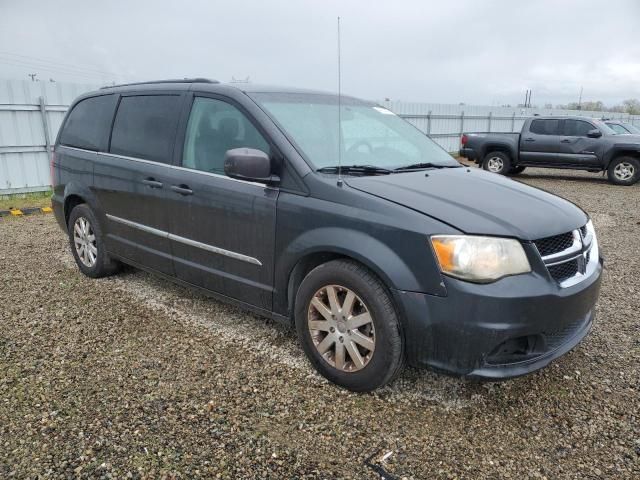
[563,119,595,137]
[530,119,561,135]
[59,94,117,151]
[607,123,628,134]
[110,95,182,164]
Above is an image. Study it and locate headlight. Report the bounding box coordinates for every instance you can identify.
[584,219,599,261]
[430,235,531,283]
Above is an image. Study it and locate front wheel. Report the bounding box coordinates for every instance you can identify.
[482,151,512,175]
[294,260,404,392]
[607,156,639,186]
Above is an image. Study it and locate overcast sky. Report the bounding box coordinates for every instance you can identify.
[1,0,639,106]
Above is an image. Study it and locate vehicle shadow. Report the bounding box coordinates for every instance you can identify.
[517,172,610,184]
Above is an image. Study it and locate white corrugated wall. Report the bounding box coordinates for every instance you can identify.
[0,79,638,193]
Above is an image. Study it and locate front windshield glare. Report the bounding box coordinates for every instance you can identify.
[251,93,459,170]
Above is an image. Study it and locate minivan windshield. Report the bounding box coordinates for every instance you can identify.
[250,92,459,171]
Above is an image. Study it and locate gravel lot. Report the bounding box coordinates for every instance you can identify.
[1,168,638,479]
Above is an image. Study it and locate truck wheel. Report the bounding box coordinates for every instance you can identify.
[509,166,526,175]
[294,259,404,392]
[607,156,639,186]
[483,151,511,175]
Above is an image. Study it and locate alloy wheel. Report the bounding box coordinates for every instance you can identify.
[73,216,97,267]
[614,162,635,181]
[307,285,375,372]
[487,156,504,173]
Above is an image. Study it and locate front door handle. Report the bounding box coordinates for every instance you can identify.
[524,137,535,142]
[170,184,193,196]
[142,177,163,188]
[560,139,571,143]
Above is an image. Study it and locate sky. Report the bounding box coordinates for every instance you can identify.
[1,0,639,107]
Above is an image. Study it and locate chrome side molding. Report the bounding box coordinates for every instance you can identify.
[106,214,262,266]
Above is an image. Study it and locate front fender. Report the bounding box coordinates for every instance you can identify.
[603,144,640,169]
[273,226,448,316]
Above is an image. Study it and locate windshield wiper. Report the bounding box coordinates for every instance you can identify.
[393,162,462,172]
[316,165,393,175]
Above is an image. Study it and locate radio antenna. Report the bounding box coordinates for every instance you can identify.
[337,16,343,187]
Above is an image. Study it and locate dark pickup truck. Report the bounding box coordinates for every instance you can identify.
[460,116,640,186]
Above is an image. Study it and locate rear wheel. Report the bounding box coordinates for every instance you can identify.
[68,204,120,278]
[482,151,511,175]
[607,156,639,186]
[294,260,404,392]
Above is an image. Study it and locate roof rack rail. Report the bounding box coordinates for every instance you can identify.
[100,78,219,89]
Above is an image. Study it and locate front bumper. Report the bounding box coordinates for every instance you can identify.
[394,257,603,379]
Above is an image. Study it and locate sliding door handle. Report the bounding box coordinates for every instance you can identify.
[142,178,163,188]
[170,184,193,196]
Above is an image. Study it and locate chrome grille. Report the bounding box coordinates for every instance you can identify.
[534,224,596,287]
[533,232,574,257]
[580,225,588,239]
[548,259,579,283]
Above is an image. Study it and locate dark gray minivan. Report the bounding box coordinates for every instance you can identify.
[52,79,602,391]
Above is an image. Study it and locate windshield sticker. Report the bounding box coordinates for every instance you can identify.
[373,106,395,115]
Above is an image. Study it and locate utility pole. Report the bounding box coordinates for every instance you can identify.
[577,86,583,110]
[28,73,37,82]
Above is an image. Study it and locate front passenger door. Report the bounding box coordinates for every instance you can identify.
[164,95,278,310]
[557,119,602,167]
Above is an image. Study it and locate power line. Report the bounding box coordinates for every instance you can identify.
[0,56,118,79]
[0,58,119,82]
[0,51,117,77]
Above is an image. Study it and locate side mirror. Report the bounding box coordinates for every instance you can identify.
[224,148,279,184]
[587,129,602,138]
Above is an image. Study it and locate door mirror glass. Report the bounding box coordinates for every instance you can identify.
[224,148,278,184]
[587,129,602,138]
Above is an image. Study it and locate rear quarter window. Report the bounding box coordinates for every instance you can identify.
[59,94,118,151]
[110,95,182,164]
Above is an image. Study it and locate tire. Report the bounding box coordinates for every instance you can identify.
[67,204,120,278]
[294,259,404,392]
[607,156,640,186]
[508,166,526,175]
[482,151,512,175]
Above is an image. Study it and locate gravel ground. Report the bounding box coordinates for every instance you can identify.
[0,168,638,479]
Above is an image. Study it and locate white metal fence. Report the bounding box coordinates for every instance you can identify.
[381,100,640,153]
[1,79,639,194]
[0,80,98,194]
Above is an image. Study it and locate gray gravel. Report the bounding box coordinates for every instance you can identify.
[0,168,638,479]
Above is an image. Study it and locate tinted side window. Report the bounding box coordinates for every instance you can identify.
[607,123,628,134]
[182,97,270,174]
[59,95,117,151]
[564,119,595,137]
[110,95,182,163]
[530,119,560,135]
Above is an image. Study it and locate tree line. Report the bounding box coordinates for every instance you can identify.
[543,99,640,114]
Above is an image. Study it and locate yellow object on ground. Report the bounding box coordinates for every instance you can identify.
[41,206,53,213]
[10,209,23,216]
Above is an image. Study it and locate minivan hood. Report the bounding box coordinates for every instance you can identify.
[344,168,587,240]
